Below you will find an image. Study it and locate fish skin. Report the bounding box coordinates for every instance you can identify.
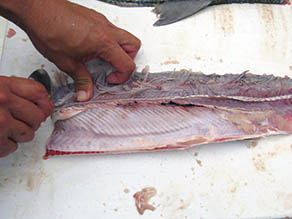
[43,70,292,158]
[51,71,292,111]
[97,0,288,26]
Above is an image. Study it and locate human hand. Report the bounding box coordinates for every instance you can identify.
[0,76,53,157]
[23,0,141,102]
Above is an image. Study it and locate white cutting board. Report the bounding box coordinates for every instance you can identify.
[0,0,292,218]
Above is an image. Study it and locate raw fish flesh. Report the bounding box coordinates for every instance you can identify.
[40,69,292,158]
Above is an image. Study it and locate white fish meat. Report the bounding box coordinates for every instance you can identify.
[41,70,292,158]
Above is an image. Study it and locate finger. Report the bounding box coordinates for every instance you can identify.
[100,42,136,84]
[8,118,35,143]
[73,64,93,102]
[121,44,140,59]
[57,60,93,102]
[8,77,54,117]
[8,93,46,130]
[111,28,141,59]
[0,138,17,158]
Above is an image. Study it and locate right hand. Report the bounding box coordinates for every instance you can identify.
[23,0,141,102]
[0,0,141,102]
[0,76,53,157]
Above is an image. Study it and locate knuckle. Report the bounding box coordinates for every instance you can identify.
[0,112,10,127]
[0,152,7,158]
[0,76,9,85]
[89,26,113,46]
[0,78,11,104]
[49,99,54,112]
[127,61,136,73]
[96,12,107,21]
[39,111,47,123]
[45,99,54,117]
[19,129,35,142]
[97,32,113,46]
[55,60,76,76]
[33,81,47,95]
[46,100,54,118]
[135,38,141,50]
[0,138,17,158]
[26,131,35,142]
[118,29,141,50]
[0,91,10,104]
[0,149,10,158]
[32,112,47,130]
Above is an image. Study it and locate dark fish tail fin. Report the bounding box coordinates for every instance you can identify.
[153,0,213,26]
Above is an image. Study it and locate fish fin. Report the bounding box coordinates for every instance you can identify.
[153,0,212,26]
[28,69,52,95]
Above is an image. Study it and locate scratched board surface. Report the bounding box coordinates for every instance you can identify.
[0,0,292,218]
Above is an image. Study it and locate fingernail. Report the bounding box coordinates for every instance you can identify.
[77,90,88,102]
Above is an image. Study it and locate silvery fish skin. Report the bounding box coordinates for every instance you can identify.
[44,70,292,158]
[97,0,288,26]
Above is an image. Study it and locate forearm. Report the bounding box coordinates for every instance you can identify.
[0,0,65,34]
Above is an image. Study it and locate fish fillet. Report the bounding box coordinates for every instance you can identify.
[44,71,292,158]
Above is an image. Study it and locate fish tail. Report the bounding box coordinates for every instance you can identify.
[153,0,213,26]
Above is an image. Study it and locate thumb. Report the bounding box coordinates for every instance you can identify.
[99,42,136,84]
[69,62,93,102]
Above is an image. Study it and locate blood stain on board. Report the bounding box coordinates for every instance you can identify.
[247,139,259,148]
[230,186,237,193]
[258,5,276,49]
[252,157,266,172]
[25,168,46,192]
[213,6,234,35]
[267,151,277,157]
[161,59,180,65]
[177,199,188,210]
[7,28,16,38]
[196,159,202,167]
